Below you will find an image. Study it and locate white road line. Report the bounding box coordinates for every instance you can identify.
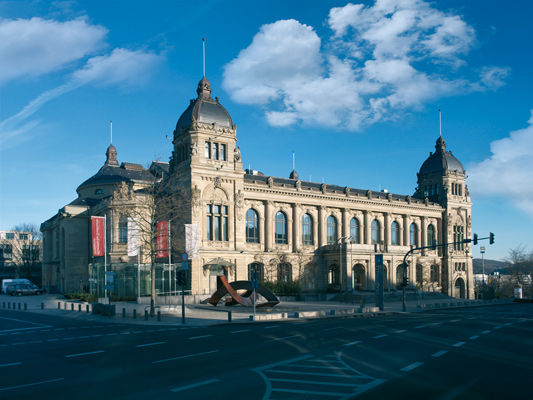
[494,326,502,329]
[265,334,303,342]
[64,338,74,340]
[170,379,219,393]
[450,319,461,322]
[432,322,442,325]
[482,330,491,334]
[65,350,105,358]
[396,330,407,333]
[432,350,448,357]
[373,334,387,339]
[92,335,104,337]
[504,323,513,326]
[12,343,25,346]
[469,335,480,340]
[188,335,213,340]
[47,339,59,342]
[453,342,466,347]
[415,325,425,329]
[152,350,219,364]
[0,378,64,392]
[0,317,53,332]
[79,336,90,339]
[343,341,362,346]
[0,362,22,368]
[322,326,343,331]
[265,325,280,329]
[29,341,42,344]
[136,342,166,348]
[400,362,424,372]
[266,370,356,378]
[107,333,118,336]
[272,388,349,396]
[270,377,359,387]
[231,330,250,334]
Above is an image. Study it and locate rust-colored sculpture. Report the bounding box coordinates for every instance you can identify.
[208,275,280,308]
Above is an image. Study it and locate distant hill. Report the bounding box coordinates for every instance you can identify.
[472,258,508,274]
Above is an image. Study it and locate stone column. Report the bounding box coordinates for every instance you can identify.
[318,206,326,248]
[403,215,410,246]
[292,204,300,252]
[421,216,427,248]
[265,201,273,251]
[364,211,371,244]
[384,213,391,247]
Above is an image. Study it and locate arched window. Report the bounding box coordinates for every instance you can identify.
[301,213,313,245]
[391,221,400,245]
[275,211,288,244]
[416,264,423,284]
[427,224,435,247]
[248,263,264,281]
[277,263,292,282]
[410,223,418,246]
[245,209,259,243]
[430,265,440,283]
[350,218,360,244]
[327,216,337,245]
[371,220,380,244]
[206,204,228,241]
[119,216,128,243]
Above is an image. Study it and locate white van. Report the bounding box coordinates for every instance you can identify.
[1,279,33,294]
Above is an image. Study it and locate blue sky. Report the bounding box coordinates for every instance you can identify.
[1,0,532,261]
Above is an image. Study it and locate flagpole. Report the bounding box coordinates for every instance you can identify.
[168,221,172,303]
[104,214,107,302]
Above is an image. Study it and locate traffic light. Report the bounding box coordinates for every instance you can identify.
[177,271,187,286]
[473,234,478,245]
[403,277,409,287]
[489,232,495,245]
[431,239,437,250]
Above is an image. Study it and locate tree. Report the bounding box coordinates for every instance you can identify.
[11,223,42,280]
[505,245,533,298]
[109,175,189,316]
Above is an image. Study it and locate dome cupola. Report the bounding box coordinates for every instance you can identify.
[419,136,464,175]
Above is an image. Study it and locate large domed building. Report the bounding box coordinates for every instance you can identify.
[41,76,473,301]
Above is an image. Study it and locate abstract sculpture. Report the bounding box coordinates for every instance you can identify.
[208,275,280,308]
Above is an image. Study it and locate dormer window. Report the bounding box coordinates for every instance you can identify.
[95,189,104,195]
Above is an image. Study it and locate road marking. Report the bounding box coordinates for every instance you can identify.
[79,336,90,339]
[170,379,219,393]
[0,378,64,392]
[265,334,303,342]
[0,317,53,333]
[270,377,358,386]
[47,339,59,342]
[504,323,513,326]
[396,330,407,333]
[136,342,166,348]
[92,335,104,337]
[107,333,118,336]
[12,343,25,346]
[266,370,355,378]
[432,322,443,325]
[469,335,480,340]
[482,330,491,334]
[30,341,42,344]
[322,326,343,331]
[65,350,105,358]
[54,328,65,331]
[64,337,74,340]
[152,350,218,364]
[373,334,387,339]
[415,325,425,329]
[0,362,22,368]
[494,326,502,329]
[188,335,213,340]
[453,342,466,347]
[343,341,361,346]
[265,325,280,329]
[450,319,461,322]
[400,362,424,372]
[432,350,448,357]
[231,330,250,334]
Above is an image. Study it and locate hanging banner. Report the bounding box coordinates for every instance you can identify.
[157,221,169,258]
[185,224,200,260]
[91,216,105,257]
[127,218,139,256]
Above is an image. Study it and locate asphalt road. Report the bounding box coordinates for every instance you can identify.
[1,304,531,399]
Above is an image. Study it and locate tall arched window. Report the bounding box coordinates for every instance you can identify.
[275,211,288,244]
[350,218,360,244]
[410,223,418,246]
[119,216,128,243]
[391,221,400,245]
[302,213,313,245]
[427,224,435,247]
[327,216,337,245]
[245,209,259,243]
[371,220,380,244]
[248,263,264,281]
[430,265,440,283]
[206,204,228,241]
[277,263,292,282]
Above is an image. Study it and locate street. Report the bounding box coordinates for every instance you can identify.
[1,304,531,399]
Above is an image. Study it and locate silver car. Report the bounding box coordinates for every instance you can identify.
[6,283,43,296]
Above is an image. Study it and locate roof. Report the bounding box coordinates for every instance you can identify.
[419,137,464,175]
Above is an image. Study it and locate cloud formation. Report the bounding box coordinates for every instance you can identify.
[0,17,164,149]
[468,111,533,218]
[222,0,507,130]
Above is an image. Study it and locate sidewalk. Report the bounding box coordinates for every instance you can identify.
[0,293,511,327]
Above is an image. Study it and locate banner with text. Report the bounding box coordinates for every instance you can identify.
[156,221,169,258]
[91,216,105,257]
[127,218,139,256]
[185,224,200,260]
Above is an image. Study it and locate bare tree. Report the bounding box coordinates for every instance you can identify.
[11,223,42,280]
[110,177,189,316]
[505,245,533,298]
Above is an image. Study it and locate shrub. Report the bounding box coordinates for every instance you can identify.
[261,280,301,296]
[63,293,97,302]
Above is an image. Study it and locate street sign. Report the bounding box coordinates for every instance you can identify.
[181,252,188,262]
[181,261,189,271]
[252,279,258,289]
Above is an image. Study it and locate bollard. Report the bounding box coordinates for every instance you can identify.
[13,302,16,309]
[41,303,44,310]
[24,303,27,311]
[228,311,232,323]
[122,308,126,318]
[86,304,90,313]
[58,301,61,309]
[65,303,68,310]
[7,302,10,309]
[18,303,21,310]
[133,309,137,319]
[145,310,148,320]
[157,311,161,322]
[78,304,81,312]
[2,302,5,308]
[71,303,74,311]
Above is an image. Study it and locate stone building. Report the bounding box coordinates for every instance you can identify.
[41,76,473,300]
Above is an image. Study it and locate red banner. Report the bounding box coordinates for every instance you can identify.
[91,216,105,257]
[156,221,169,258]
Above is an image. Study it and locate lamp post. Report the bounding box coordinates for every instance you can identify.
[480,246,486,302]
[338,236,351,303]
[465,245,470,299]
[449,249,454,297]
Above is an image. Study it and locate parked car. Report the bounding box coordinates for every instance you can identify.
[6,283,44,296]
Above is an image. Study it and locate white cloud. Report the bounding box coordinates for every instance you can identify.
[222,0,505,130]
[0,17,108,85]
[468,111,533,218]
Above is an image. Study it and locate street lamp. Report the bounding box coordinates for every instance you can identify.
[465,245,470,299]
[338,236,351,303]
[480,246,486,302]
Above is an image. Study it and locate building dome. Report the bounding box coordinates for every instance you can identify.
[419,137,464,175]
[175,77,233,133]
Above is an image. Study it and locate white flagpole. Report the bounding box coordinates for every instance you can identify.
[168,221,171,302]
[104,214,107,302]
